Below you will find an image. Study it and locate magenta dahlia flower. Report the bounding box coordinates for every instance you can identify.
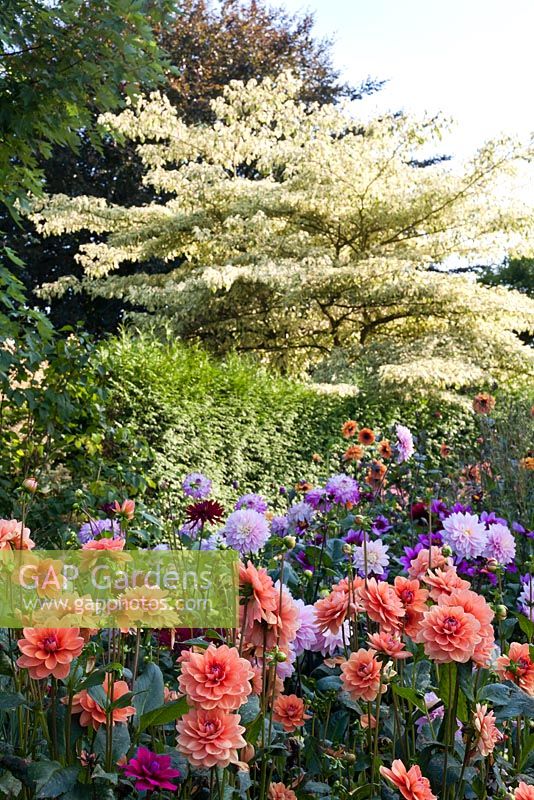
[122,746,180,792]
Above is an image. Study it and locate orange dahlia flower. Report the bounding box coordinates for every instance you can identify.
[496,642,534,695]
[472,393,496,415]
[343,445,364,463]
[340,648,385,702]
[359,578,405,631]
[272,693,310,732]
[473,703,504,756]
[17,627,84,680]
[179,644,254,711]
[268,783,297,800]
[358,427,375,445]
[380,760,436,800]
[416,604,481,663]
[341,420,359,439]
[378,440,393,459]
[176,707,246,768]
[70,675,135,729]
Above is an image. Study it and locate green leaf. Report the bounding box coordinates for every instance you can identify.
[391,683,427,713]
[0,693,29,712]
[133,662,164,718]
[93,723,130,763]
[138,697,189,732]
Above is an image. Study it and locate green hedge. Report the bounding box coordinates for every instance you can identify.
[100,333,474,510]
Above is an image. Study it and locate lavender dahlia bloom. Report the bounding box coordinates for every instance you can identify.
[395,424,415,463]
[353,539,390,577]
[78,518,121,544]
[324,474,360,505]
[178,519,203,539]
[518,575,534,621]
[182,472,212,500]
[483,523,516,565]
[223,509,270,554]
[293,600,317,656]
[441,512,488,559]
[305,487,332,513]
[235,493,268,513]
[287,501,314,527]
[270,515,289,536]
[312,620,350,656]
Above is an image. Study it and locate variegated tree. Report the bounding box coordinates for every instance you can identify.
[29,73,534,393]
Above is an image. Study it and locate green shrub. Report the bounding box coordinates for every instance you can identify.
[100,332,476,511]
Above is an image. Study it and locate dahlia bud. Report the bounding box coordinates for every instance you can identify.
[353,515,366,526]
[241,744,255,763]
[319,588,330,599]
[343,753,356,764]
[22,477,38,493]
[485,559,500,573]
[382,661,397,682]
[283,535,297,549]
[342,543,353,556]
[441,544,453,557]
[494,604,507,620]
[303,569,314,579]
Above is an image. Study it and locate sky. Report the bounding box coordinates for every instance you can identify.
[278,0,534,160]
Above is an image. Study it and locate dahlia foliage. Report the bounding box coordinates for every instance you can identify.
[2,401,534,800]
[28,73,534,391]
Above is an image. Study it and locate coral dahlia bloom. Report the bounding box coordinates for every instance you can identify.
[424,568,470,602]
[239,561,278,628]
[0,519,35,550]
[315,590,350,635]
[368,631,411,659]
[179,644,254,711]
[515,782,534,800]
[70,675,135,729]
[380,760,436,800]
[269,783,297,800]
[416,605,481,663]
[176,707,246,768]
[272,694,310,732]
[82,536,125,551]
[407,547,452,580]
[244,583,299,653]
[359,578,405,631]
[440,588,495,666]
[17,627,84,680]
[394,577,429,613]
[473,703,504,756]
[340,648,385,702]
[496,643,534,695]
